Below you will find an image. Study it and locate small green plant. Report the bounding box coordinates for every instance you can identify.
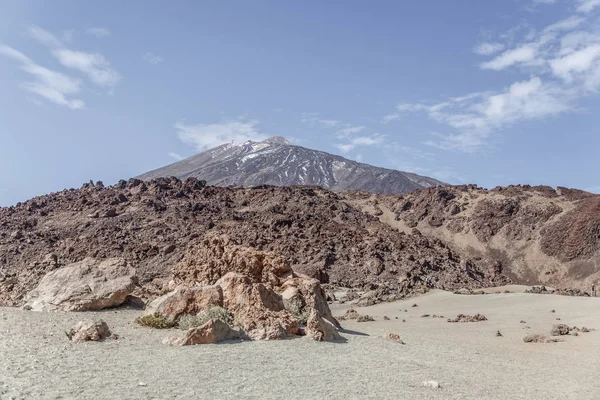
[177,305,232,330]
[65,329,75,340]
[135,313,174,329]
[283,297,310,325]
[356,314,375,322]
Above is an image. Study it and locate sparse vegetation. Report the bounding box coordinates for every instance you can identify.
[447,313,487,323]
[523,334,561,343]
[135,313,174,329]
[283,297,310,325]
[177,306,232,330]
[338,308,360,321]
[356,314,375,322]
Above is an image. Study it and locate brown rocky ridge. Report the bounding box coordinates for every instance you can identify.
[348,184,600,292]
[0,177,508,307]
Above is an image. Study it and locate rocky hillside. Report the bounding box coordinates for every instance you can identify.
[348,185,600,291]
[136,136,444,194]
[0,178,506,307]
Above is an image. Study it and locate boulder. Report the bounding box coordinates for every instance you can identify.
[23,258,137,311]
[306,309,342,341]
[68,319,115,342]
[216,272,298,340]
[281,276,340,328]
[144,285,223,322]
[170,319,241,346]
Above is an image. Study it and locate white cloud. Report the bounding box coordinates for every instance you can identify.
[337,125,365,137]
[0,45,84,109]
[388,4,600,152]
[400,77,572,152]
[175,120,268,151]
[318,119,340,127]
[576,0,600,13]
[86,27,111,37]
[28,25,121,90]
[480,45,537,70]
[550,44,600,81]
[473,42,505,55]
[544,16,585,33]
[168,152,184,161]
[52,49,121,88]
[335,144,355,153]
[382,113,400,123]
[28,25,63,47]
[143,52,163,65]
[335,134,386,153]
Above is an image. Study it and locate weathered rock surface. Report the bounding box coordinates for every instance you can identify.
[306,309,342,341]
[23,258,137,311]
[170,319,242,346]
[215,272,299,340]
[144,285,223,322]
[68,319,114,342]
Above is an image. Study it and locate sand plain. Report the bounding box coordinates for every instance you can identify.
[1,288,599,399]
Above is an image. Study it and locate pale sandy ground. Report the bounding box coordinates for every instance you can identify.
[1,289,600,400]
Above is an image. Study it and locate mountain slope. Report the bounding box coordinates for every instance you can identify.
[137,136,444,194]
[347,184,600,292]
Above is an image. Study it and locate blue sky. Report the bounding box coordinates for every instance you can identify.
[1,0,600,205]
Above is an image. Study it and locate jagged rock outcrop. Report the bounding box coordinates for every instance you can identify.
[23,258,137,311]
[145,236,341,340]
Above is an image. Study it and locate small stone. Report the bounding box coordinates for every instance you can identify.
[496,330,502,337]
[550,309,555,313]
[412,304,418,307]
[423,380,440,389]
[138,382,147,387]
[383,332,404,344]
[383,316,390,320]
